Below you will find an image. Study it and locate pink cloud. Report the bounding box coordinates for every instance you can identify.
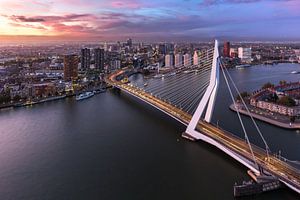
[8,22,47,30]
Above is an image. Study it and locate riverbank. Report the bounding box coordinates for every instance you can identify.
[229,103,300,129]
[0,86,109,110]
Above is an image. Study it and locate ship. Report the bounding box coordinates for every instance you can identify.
[183,70,192,74]
[291,71,300,74]
[233,170,282,197]
[165,72,176,77]
[76,91,94,101]
[236,64,251,69]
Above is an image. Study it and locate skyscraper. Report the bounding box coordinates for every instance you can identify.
[158,44,166,55]
[184,53,191,67]
[94,48,104,71]
[238,47,252,63]
[230,48,238,58]
[175,54,183,67]
[64,54,78,81]
[81,48,91,70]
[193,51,199,66]
[223,41,230,57]
[165,43,174,54]
[127,38,132,47]
[165,54,174,67]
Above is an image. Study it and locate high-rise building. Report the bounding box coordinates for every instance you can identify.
[223,41,230,57]
[158,44,166,55]
[94,48,104,71]
[110,60,121,70]
[174,54,183,67]
[230,48,238,58]
[238,47,252,63]
[64,54,78,81]
[184,53,191,67]
[165,54,174,67]
[104,42,108,51]
[193,51,199,66]
[165,43,174,54]
[81,48,91,70]
[127,38,132,47]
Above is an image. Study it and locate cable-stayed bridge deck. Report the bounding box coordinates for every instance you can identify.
[105,69,300,194]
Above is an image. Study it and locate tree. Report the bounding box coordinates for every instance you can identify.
[267,92,278,102]
[0,94,11,104]
[236,91,249,101]
[262,82,274,89]
[277,96,296,107]
[13,95,21,102]
[290,116,296,123]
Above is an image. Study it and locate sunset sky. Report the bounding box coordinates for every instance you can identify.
[0,0,299,42]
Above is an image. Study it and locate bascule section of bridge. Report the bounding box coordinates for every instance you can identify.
[105,40,300,196]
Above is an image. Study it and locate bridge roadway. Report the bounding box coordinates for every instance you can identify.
[105,70,300,195]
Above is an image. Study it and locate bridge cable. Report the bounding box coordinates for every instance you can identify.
[220,60,259,168]
[220,61,271,161]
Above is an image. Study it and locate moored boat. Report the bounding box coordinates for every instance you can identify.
[76,91,94,101]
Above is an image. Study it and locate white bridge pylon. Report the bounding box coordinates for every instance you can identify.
[185,40,220,139]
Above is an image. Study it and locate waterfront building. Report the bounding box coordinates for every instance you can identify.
[223,41,230,57]
[165,54,174,67]
[238,47,252,63]
[193,51,200,66]
[94,48,104,71]
[81,48,91,70]
[250,82,300,116]
[63,54,78,81]
[174,53,183,67]
[230,48,238,58]
[31,83,57,97]
[251,100,300,116]
[184,53,191,67]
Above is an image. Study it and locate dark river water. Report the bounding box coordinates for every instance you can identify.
[0,64,300,199]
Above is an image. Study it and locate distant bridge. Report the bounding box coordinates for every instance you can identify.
[105,40,300,195]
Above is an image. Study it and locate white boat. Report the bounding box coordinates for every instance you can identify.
[166,72,176,77]
[183,70,193,74]
[76,91,94,101]
[236,64,251,69]
[291,71,299,74]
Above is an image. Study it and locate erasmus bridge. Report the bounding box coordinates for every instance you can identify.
[105,40,300,195]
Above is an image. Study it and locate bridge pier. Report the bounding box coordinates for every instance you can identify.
[181,132,197,141]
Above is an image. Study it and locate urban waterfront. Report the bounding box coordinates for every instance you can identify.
[0,64,299,199]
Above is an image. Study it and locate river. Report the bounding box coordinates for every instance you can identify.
[0,63,299,199]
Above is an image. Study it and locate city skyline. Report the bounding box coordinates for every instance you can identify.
[0,0,300,42]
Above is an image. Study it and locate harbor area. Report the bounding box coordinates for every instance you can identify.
[230,103,300,129]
